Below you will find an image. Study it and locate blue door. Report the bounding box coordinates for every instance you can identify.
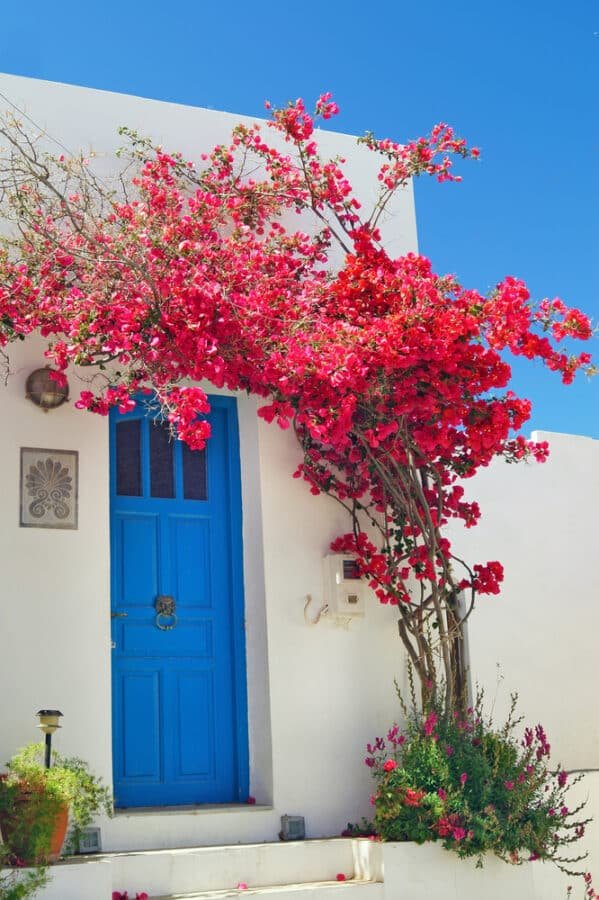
[110,396,248,808]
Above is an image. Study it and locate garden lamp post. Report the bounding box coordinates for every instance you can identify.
[36,710,63,768]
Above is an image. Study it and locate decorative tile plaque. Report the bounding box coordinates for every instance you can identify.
[19,448,78,529]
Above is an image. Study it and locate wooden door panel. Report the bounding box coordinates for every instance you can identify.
[110,397,248,808]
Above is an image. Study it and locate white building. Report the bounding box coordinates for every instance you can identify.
[0,74,596,900]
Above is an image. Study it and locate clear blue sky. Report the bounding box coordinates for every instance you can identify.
[1,0,597,437]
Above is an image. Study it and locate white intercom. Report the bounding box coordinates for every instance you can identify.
[323,554,365,619]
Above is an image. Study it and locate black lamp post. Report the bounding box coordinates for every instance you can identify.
[36,710,63,768]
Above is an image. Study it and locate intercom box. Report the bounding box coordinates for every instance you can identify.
[323,554,365,617]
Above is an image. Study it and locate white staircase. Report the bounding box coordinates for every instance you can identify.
[28,838,383,900]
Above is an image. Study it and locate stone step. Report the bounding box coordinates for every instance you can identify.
[153,881,384,900]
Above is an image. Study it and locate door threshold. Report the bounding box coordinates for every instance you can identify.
[114,803,273,817]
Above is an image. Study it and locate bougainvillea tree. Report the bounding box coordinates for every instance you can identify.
[0,96,593,713]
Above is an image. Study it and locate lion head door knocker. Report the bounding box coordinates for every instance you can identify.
[155,595,177,631]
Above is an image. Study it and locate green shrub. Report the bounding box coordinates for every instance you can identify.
[365,688,591,876]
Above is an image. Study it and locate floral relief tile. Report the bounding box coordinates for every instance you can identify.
[19,448,78,529]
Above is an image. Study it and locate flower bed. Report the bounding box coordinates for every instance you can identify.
[360,688,594,897]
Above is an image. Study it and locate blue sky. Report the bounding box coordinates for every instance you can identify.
[1,0,597,437]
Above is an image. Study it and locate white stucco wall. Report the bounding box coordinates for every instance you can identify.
[446,429,599,882]
[0,74,414,850]
[0,334,403,851]
[447,431,599,772]
[0,75,596,863]
[0,335,112,785]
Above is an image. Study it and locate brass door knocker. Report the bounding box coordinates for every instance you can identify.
[155,595,177,631]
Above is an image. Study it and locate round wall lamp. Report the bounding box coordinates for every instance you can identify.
[25,367,69,411]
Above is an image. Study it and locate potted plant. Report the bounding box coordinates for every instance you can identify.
[0,743,112,866]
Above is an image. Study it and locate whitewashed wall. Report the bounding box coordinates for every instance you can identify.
[447,430,599,877]
[0,75,596,863]
[0,74,413,850]
[0,334,403,851]
[447,431,599,771]
[0,336,112,786]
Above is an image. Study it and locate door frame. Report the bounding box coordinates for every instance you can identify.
[109,393,250,806]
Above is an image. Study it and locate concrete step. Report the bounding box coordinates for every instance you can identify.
[107,838,379,897]
[153,882,384,900]
[25,837,382,899]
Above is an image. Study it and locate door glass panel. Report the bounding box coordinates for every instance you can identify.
[150,422,175,498]
[182,443,208,500]
[116,419,142,496]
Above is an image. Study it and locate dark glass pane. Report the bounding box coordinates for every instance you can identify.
[343,559,360,581]
[150,422,174,498]
[182,443,208,500]
[116,420,142,496]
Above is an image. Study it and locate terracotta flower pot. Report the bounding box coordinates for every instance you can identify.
[0,774,69,864]
[46,802,69,862]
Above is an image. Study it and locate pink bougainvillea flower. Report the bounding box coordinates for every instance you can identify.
[336,873,347,882]
[435,817,452,838]
[423,712,438,737]
[236,883,248,891]
[383,759,397,772]
[0,91,592,714]
[246,795,256,805]
[460,773,468,787]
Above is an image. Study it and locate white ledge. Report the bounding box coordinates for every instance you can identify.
[113,803,274,818]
